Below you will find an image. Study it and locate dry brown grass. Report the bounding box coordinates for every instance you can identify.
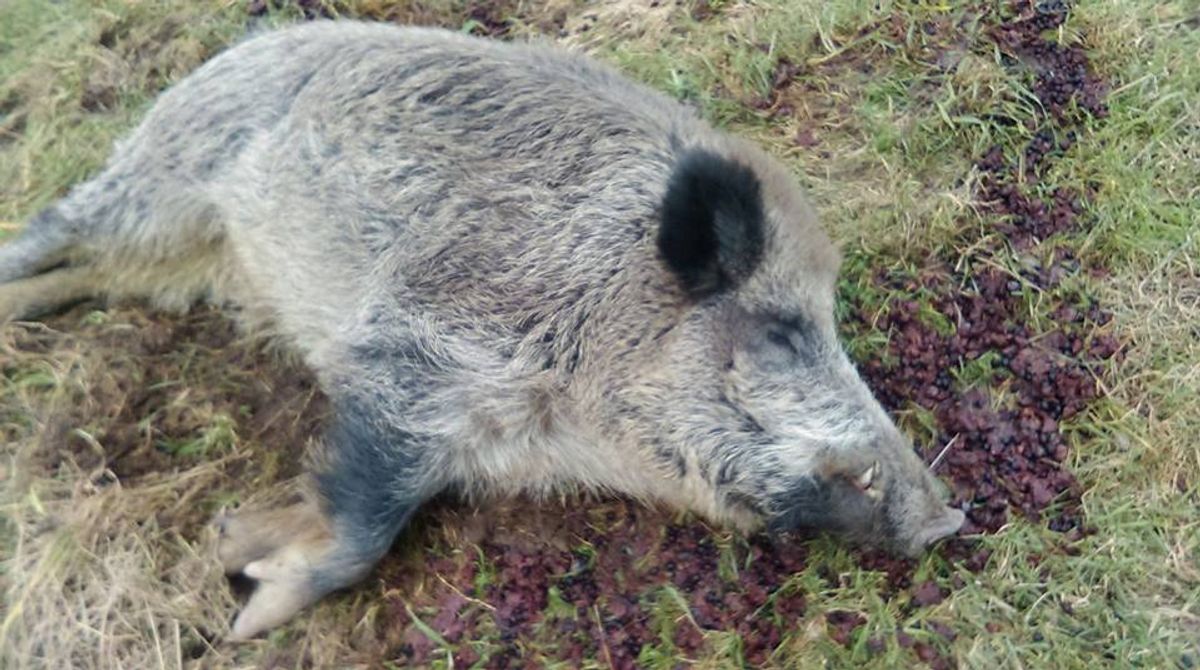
[1,306,326,669]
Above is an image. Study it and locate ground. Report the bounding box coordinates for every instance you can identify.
[0,0,1196,668]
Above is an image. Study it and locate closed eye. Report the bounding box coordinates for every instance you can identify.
[765,328,798,355]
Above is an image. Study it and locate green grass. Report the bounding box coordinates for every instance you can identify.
[2,0,1197,668]
[157,413,238,458]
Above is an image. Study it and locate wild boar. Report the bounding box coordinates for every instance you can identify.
[0,21,964,639]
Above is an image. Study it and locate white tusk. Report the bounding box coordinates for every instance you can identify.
[857,462,877,489]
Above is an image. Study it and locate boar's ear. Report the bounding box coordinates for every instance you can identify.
[658,148,766,298]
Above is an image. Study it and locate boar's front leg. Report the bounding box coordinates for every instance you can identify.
[216,391,444,640]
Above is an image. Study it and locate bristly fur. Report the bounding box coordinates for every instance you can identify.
[0,20,963,639]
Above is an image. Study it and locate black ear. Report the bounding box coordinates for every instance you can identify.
[658,148,766,297]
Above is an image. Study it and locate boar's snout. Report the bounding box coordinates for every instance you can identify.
[886,447,967,557]
[762,442,965,558]
[901,506,965,557]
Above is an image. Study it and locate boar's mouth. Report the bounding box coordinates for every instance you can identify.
[762,475,874,539]
[761,475,966,557]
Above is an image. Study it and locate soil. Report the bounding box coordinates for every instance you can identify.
[365,1,1115,666]
[366,501,813,668]
[846,0,1116,543]
[10,305,324,516]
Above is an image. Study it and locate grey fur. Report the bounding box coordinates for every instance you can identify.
[0,21,964,638]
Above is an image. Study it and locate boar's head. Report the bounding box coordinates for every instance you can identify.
[647,144,964,557]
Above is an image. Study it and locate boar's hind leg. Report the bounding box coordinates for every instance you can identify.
[0,208,93,321]
[0,210,75,284]
[217,394,441,640]
[0,265,97,322]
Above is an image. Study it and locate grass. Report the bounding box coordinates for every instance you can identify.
[1,0,1197,668]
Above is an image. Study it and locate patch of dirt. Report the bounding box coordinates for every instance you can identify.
[747,8,981,134]
[858,0,1116,534]
[987,0,1108,122]
[358,500,813,668]
[7,304,323,511]
[2,303,329,668]
[85,13,214,106]
[833,1,1118,657]
[688,0,718,23]
[853,262,1118,537]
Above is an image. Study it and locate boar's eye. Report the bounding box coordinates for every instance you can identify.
[742,315,821,369]
[765,327,798,355]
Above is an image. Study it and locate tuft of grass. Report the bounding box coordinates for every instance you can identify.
[158,413,238,458]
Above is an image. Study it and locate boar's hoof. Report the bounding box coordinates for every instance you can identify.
[214,503,336,640]
[215,503,326,575]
